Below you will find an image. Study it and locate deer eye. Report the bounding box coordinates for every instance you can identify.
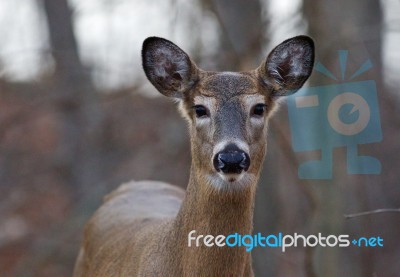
[252,104,266,117]
[193,105,208,118]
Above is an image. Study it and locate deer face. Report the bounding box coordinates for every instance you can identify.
[142,37,314,189]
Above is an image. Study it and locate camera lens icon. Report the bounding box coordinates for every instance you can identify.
[327,92,370,136]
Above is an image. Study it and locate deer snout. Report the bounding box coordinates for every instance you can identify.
[213,144,250,174]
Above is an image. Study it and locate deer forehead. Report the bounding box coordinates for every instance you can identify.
[198,72,262,97]
[191,72,267,111]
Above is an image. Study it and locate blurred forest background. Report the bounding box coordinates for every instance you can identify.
[0,0,399,276]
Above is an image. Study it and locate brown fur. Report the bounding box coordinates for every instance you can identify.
[74,36,314,277]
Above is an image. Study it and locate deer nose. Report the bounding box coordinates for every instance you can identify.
[213,148,250,174]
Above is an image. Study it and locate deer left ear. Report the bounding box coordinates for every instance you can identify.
[259,36,315,96]
[142,37,199,99]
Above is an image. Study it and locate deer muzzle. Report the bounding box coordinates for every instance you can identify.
[213,144,250,174]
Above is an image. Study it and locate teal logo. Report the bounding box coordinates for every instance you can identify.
[287,51,382,179]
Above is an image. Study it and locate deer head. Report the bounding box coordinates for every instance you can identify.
[142,36,314,190]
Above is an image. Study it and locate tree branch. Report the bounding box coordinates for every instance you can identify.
[344,208,400,219]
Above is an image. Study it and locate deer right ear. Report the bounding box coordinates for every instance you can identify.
[259,36,315,96]
[142,37,199,98]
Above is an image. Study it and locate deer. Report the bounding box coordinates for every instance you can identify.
[73,35,314,277]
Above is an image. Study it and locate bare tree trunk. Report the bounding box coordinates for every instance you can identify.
[302,1,400,276]
[200,0,266,71]
[43,0,87,87]
[302,1,381,276]
[42,0,104,193]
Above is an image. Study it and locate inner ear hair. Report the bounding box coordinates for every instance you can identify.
[142,37,199,98]
[262,36,315,96]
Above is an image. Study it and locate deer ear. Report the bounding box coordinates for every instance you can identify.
[142,37,199,98]
[259,36,314,96]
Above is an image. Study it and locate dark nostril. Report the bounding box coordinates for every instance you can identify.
[213,150,250,174]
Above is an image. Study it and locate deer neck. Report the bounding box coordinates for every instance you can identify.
[171,165,258,275]
[179,167,256,232]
